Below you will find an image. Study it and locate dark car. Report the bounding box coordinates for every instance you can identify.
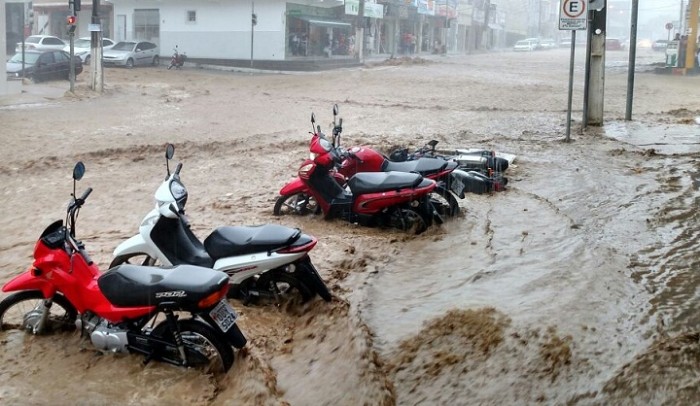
[606,38,625,51]
[6,50,83,82]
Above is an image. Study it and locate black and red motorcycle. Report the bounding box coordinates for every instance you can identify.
[0,162,246,373]
[275,112,442,234]
[168,46,187,70]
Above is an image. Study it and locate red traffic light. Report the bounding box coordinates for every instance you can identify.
[67,15,76,25]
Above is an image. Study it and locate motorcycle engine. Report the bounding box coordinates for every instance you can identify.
[76,313,129,353]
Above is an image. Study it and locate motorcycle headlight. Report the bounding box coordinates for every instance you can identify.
[169,180,188,207]
[310,152,319,160]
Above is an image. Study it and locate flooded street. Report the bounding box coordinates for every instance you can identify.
[1,47,699,405]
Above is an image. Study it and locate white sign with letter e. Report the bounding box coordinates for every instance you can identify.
[559,0,588,30]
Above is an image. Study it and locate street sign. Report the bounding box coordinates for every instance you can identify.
[559,0,588,30]
[665,22,674,30]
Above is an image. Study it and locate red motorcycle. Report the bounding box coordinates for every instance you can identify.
[275,112,442,233]
[168,45,187,70]
[327,105,461,217]
[0,162,246,373]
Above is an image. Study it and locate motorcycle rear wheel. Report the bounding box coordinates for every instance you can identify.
[253,271,314,304]
[390,208,428,234]
[273,193,320,216]
[0,291,77,333]
[152,318,234,373]
[109,253,159,268]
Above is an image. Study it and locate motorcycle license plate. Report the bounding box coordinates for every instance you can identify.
[450,178,466,197]
[209,300,238,333]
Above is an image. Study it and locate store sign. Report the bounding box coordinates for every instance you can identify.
[345,0,384,19]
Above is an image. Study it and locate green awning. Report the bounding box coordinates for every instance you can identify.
[295,16,352,29]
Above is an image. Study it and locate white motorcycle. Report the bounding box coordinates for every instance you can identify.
[111,144,332,305]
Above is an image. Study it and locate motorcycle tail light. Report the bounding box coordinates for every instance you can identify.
[198,284,229,308]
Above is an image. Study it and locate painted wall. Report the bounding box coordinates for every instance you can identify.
[111,0,287,60]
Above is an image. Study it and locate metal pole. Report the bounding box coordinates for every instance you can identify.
[625,0,639,121]
[566,30,576,142]
[250,0,255,68]
[357,0,365,62]
[69,31,75,92]
[679,0,685,35]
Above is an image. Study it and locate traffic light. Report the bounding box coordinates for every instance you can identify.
[67,15,77,34]
[252,13,257,26]
[74,0,81,12]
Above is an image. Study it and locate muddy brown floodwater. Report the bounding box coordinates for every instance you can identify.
[1,48,699,405]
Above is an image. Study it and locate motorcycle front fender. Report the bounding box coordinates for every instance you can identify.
[2,270,55,297]
[112,234,163,261]
[279,177,309,196]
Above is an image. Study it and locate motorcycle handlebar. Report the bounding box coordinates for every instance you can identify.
[79,187,93,202]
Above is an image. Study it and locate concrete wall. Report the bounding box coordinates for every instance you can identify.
[112,0,287,60]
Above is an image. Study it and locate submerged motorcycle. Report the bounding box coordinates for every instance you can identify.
[389,140,510,195]
[275,112,442,234]
[111,144,331,305]
[325,104,461,216]
[0,162,245,373]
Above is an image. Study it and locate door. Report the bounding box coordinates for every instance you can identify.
[116,15,127,42]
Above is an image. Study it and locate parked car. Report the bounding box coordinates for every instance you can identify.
[606,38,625,51]
[103,41,160,68]
[513,39,537,52]
[63,37,116,65]
[6,50,83,82]
[652,39,670,52]
[15,35,66,53]
[538,39,557,50]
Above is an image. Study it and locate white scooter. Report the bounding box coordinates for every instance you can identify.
[111,144,332,305]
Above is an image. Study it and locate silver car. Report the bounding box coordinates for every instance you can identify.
[103,41,160,68]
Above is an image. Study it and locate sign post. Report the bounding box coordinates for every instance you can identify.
[559,0,587,142]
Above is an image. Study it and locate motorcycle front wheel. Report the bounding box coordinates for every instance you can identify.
[0,291,77,333]
[109,253,159,268]
[273,193,320,216]
[431,185,460,218]
[152,318,234,374]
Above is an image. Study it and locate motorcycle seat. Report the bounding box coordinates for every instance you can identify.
[98,264,228,308]
[203,224,302,259]
[347,171,423,195]
[382,157,448,175]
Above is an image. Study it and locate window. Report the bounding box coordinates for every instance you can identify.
[187,10,196,23]
[45,37,64,45]
[134,9,160,41]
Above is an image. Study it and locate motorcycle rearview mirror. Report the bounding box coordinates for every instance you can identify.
[165,143,175,160]
[310,112,316,133]
[333,104,339,117]
[73,162,85,181]
[72,161,85,201]
[165,143,175,178]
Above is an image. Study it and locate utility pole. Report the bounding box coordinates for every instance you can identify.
[625,0,639,121]
[585,0,606,127]
[90,0,103,92]
[357,0,365,62]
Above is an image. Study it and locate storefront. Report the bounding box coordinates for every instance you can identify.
[286,4,354,58]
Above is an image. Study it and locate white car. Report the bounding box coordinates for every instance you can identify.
[15,35,66,53]
[513,39,537,52]
[63,37,116,65]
